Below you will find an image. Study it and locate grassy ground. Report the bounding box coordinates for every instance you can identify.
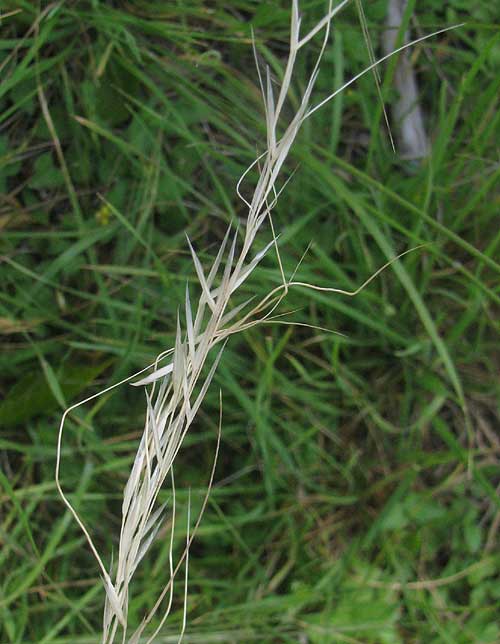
[1,1,500,642]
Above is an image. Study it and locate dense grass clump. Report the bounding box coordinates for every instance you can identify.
[1,1,499,642]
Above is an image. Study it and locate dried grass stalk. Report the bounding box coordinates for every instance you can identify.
[55,3,459,642]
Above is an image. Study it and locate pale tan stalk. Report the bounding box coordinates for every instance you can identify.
[55,3,460,641]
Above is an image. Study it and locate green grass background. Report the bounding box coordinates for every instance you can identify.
[1,0,500,642]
